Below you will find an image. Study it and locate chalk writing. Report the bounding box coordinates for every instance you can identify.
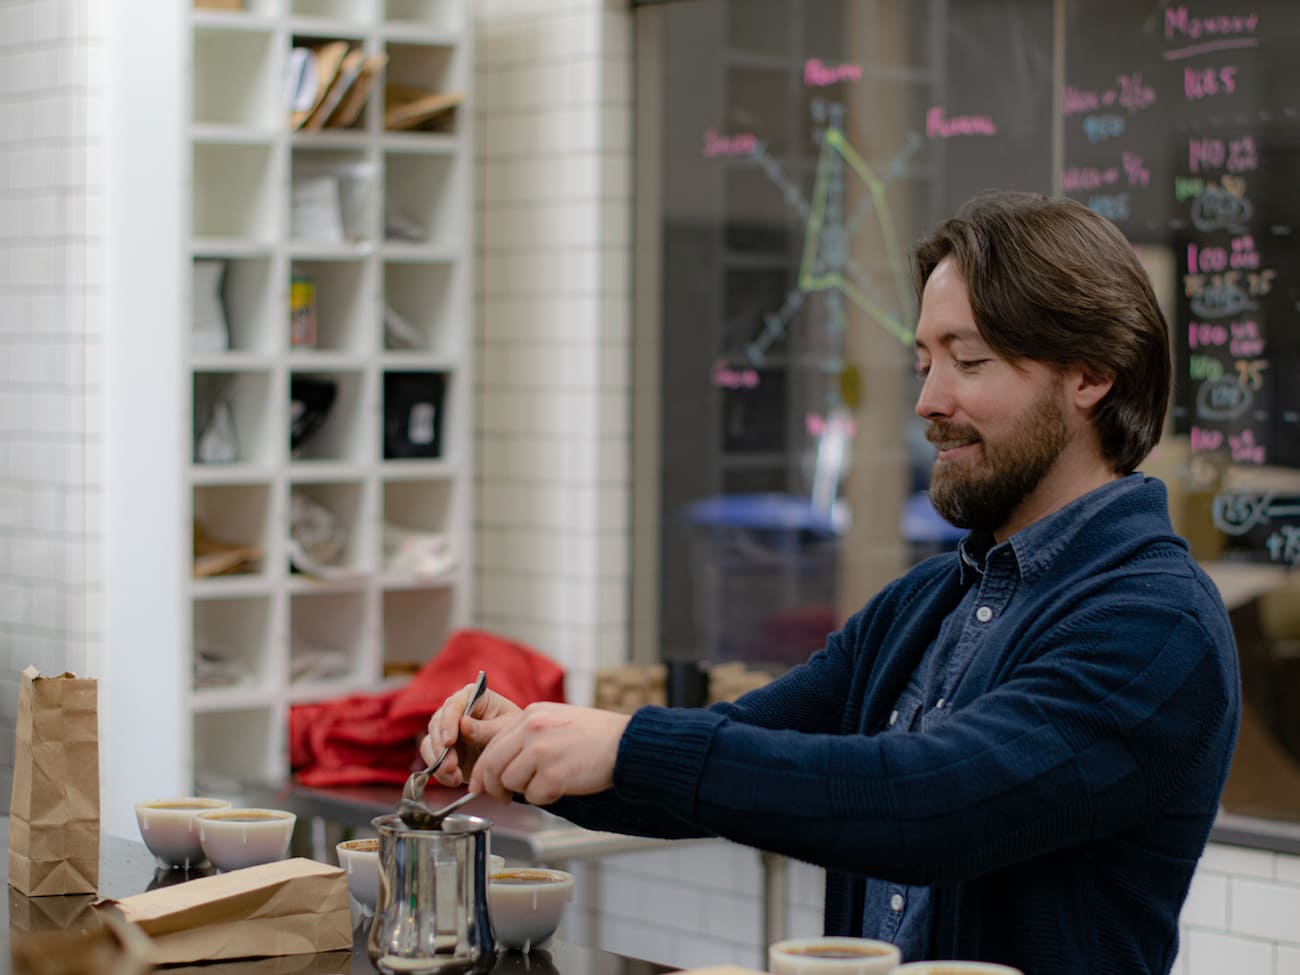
[1191,425,1224,450]
[1230,429,1266,463]
[1122,151,1150,186]
[804,58,862,87]
[1062,166,1119,191]
[1190,182,1253,231]
[1183,273,1255,318]
[1188,135,1259,174]
[1188,321,1229,349]
[1165,7,1259,41]
[1163,7,1261,59]
[710,358,759,389]
[1184,65,1239,100]
[1082,114,1126,143]
[1213,491,1300,536]
[1196,376,1253,420]
[1230,320,1264,357]
[926,107,998,139]
[703,129,759,158]
[1063,73,1155,116]
[1235,357,1268,390]
[1265,525,1300,566]
[1087,194,1130,221]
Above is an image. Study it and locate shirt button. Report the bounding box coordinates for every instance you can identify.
[935,698,945,709]
[888,709,899,727]
[976,606,994,622]
[890,894,905,912]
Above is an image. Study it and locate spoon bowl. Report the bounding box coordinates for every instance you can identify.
[396,792,480,830]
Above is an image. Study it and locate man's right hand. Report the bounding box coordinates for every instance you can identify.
[420,683,522,788]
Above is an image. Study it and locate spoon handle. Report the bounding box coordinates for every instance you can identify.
[406,671,488,800]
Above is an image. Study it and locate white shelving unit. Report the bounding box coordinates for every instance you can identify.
[180,0,473,793]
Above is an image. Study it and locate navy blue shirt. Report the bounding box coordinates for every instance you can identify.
[862,476,1143,961]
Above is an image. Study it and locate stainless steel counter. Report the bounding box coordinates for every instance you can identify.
[0,817,673,975]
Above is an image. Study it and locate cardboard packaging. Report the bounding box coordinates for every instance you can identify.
[8,667,100,896]
[101,858,352,965]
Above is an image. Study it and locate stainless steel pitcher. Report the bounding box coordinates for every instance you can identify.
[368,812,496,975]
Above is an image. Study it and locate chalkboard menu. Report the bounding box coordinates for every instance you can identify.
[1061,1,1300,565]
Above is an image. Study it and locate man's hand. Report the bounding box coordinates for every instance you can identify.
[463,703,632,806]
[420,683,521,788]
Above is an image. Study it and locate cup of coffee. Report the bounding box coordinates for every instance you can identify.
[488,867,574,951]
[895,964,1023,974]
[195,807,296,871]
[134,797,232,869]
[769,937,902,975]
[336,837,380,911]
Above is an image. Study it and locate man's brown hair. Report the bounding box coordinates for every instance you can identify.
[911,190,1171,475]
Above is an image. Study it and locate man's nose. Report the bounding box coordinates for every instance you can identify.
[914,368,953,420]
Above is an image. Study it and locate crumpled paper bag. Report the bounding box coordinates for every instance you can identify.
[99,858,351,965]
[8,666,99,896]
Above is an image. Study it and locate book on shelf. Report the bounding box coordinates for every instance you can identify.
[302,48,366,132]
[324,53,388,130]
[289,40,349,130]
[384,85,464,132]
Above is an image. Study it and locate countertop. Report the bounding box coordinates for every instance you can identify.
[1,818,672,975]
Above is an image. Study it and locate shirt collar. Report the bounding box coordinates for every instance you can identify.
[955,474,1143,585]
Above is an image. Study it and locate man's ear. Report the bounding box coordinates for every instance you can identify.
[1067,366,1114,412]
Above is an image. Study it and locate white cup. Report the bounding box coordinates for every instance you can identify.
[769,937,901,975]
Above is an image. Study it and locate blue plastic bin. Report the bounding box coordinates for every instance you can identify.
[684,494,844,666]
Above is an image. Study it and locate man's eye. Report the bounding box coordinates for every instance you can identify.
[913,364,930,380]
[954,359,988,371]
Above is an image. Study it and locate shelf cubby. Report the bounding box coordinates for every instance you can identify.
[289,479,368,572]
[384,477,451,534]
[192,594,276,694]
[382,585,454,670]
[289,369,369,463]
[193,25,279,130]
[289,589,367,685]
[385,0,461,33]
[383,152,459,250]
[192,482,273,582]
[290,0,373,24]
[190,256,279,354]
[193,143,277,241]
[193,369,278,466]
[385,41,463,132]
[288,258,374,353]
[290,147,376,245]
[382,260,457,355]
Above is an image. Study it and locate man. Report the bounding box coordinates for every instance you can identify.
[423,191,1239,974]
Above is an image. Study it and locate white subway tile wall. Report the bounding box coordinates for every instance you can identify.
[0,0,105,811]
[473,0,632,709]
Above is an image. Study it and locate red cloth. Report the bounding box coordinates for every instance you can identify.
[290,629,566,787]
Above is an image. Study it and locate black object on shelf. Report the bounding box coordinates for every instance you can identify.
[384,371,446,459]
[290,376,337,454]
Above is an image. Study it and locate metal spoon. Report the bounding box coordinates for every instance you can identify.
[396,791,480,830]
[402,670,488,803]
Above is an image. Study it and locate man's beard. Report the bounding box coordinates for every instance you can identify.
[927,384,1070,535]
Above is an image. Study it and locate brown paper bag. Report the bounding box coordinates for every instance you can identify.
[11,903,154,975]
[8,666,100,896]
[102,858,352,965]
